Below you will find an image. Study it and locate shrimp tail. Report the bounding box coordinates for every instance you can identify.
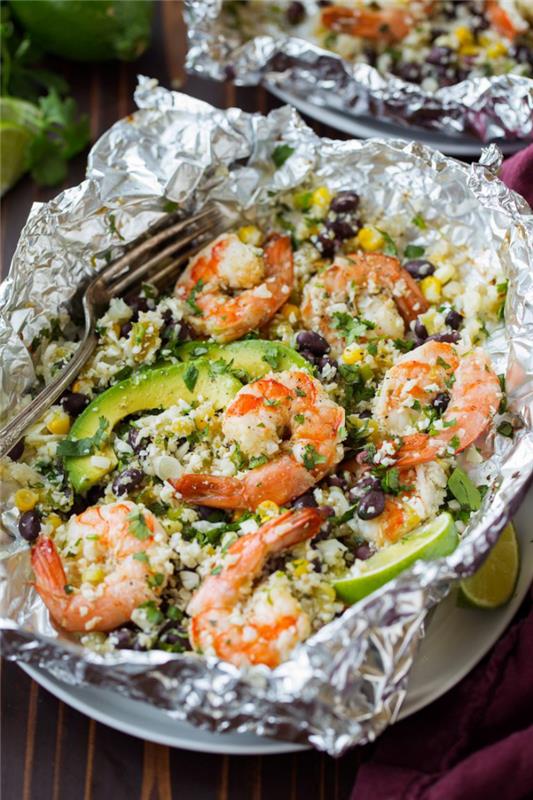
[32,537,69,604]
[170,475,246,509]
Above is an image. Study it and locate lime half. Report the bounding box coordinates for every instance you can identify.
[0,98,42,196]
[334,512,459,605]
[460,523,519,609]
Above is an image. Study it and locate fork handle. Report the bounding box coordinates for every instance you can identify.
[0,333,97,459]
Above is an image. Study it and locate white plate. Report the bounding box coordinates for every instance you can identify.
[268,85,527,158]
[20,490,533,755]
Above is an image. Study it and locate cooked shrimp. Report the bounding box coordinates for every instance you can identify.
[301,253,428,354]
[174,232,293,342]
[171,370,345,509]
[373,341,501,466]
[321,1,431,43]
[486,0,526,39]
[31,501,168,632]
[188,507,325,667]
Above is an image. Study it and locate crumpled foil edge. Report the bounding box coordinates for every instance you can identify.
[184,0,533,143]
[1,77,533,755]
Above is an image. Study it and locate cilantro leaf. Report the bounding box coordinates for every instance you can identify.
[411,214,427,230]
[447,467,481,511]
[332,312,375,344]
[262,344,281,370]
[128,509,152,541]
[497,421,514,438]
[57,417,108,458]
[376,229,398,256]
[186,279,204,316]
[272,144,294,168]
[404,244,425,259]
[183,363,199,393]
[302,445,326,471]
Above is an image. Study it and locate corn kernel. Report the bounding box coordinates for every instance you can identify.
[280,303,301,322]
[459,44,480,57]
[82,564,105,585]
[72,381,82,393]
[342,345,365,365]
[433,263,456,285]
[47,410,71,436]
[454,26,473,46]
[486,42,507,59]
[356,226,384,252]
[257,500,279,521]
[47,513,63,530]
[14,489,39,512]
[317,583,337,603]
[420,275,442,303]
[238,225,263,246]
[292,559,309,577]
[311,186,332,217]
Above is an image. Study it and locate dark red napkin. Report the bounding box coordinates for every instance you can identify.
[351,148,533,800]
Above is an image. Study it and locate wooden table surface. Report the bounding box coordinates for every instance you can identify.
[0,3,364,798]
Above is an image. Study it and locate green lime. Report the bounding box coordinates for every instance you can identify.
[9,1,154,62]
[334,513,459,605]
[0,121,33,196]
[460,523,519,609]
[0,97,42,131]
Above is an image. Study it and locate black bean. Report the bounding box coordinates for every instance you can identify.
[318,355,337,375]
[330,191,359,214]
[511,44,533,66]
[178,321,194,342]
[113,628,135,649]
[317,0,332,6]
[427,46,454,66]
[71,495,87,515]
[60,391,89,416]
[296,330,330,356]
[86,485,105,506]
[414,319,428,340]
[128,428,148,454]
[286,1,305,25]
[293,492,318,509]
[426,332,460,345]
[195,505,230,522]
[314,233,336,258]
[433,392,450,414]
[7,439,24,461]
[404,259,436,279]
[326,475,347,490]
[18,510,41,542]
[445,309,463,330]
[112,468,144,496]
[396,62,423,83]
[164,631,190,648]
[326,217,356,241]
[349,475,380,503]
[320,505,335,518]
[132,639,147,652]
[354,541,374,561]
[363,46,377,66]
[357,489,386,520]
[359,409,372,419]
[224,64,236,81]
[120,321,133,338]
[124,290,149,316]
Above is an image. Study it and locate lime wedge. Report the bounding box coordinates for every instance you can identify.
[0,98,42,195]
[334,512,459,605]
[460,523,519,609]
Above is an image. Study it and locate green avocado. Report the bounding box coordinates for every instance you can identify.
[9,1,154,62]
[64,360,242,493]
[175,339,311,378]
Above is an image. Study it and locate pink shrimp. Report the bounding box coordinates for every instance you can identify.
[486,1,524,40]
[188,507,325,668]
[171,370,345,509]
[373,341,501,466]
[321,1,433,43]
[31,502,167,632]
[174,232,293,342]
[301,253,428,353]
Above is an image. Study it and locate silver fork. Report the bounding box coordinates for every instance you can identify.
[0,205,224,459]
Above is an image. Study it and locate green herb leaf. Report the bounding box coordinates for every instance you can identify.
[393,338,414,353]
[128,509,152,541]
[133,551,149,563]
[411,213,427,230]
[497,421,514,438]
[64,583,74,595]
[272,144,295,168]
[302,445,326,471]
[449,435,461,452]
[404,244,425,259]
[262,344,281,370]
[294,413,305,424]
[376,229,398,256]
[183,364,199,393]
[57,417,108,458]
[147,572,165,588]
[186,279,204,316]
[249,455,269,469]
[138,600,164,625]
[332,312,376,344]
[447,467,481,511]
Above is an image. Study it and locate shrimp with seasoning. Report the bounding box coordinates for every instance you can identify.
[300,253,428,354]
[321,1,432,43]
[188,507,325,668]
[31,501,168,632]
[171,370,345,509]
[175,232,294,342]
[373,340,501,466]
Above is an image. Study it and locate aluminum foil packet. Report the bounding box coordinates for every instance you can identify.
[184,0,533,143]
[1,77,533,755]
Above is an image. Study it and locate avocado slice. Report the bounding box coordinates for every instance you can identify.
[64,361,242,493]
[175,339,311,379]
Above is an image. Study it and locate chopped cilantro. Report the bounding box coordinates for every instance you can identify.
[249,455,269,469]
[57,417,108,458]
[133,551,149,563]
[498,374,507,413]
[138,600,164,626]
[264,398,280,407]
[447,467,481,511]
[272,144,295,168]
[497,421,514,438]
[262,344,281,370]
[211,565,223,575]
[186,279,204,316]
[183,364,199,393]
[64,583,74,595]
[294,413,305,424]
[128,509,152,541]
[294,190,313,211]
[332,312,376,344]
[393,338,414,353]
[231,443,246,471]
[404,244,425,259]
[378,467,411,495]
[295,387,306,398]
[437,356,451,369]
[376,229,398,256]
[147,572,165,588]
[166,606,184,621]
[411,213,427,230]
[302,445,326,471]
[208,359,229,377]
[449,435,460,452]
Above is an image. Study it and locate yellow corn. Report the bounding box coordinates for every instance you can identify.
[47,410,71,436]
[311,186,332,217]
[14,488,39,512]
[72,381,82,393]
[342,346,365,365]
[82,564,105,585]
[420,275,442,303]
[356,226,384,252]
[280,303,301,322]
[238,225,263,246]
[47,513,63,530]
[257,500,279,521]
[486,42,507,59]
[316,583,337,603]
[454,26,473,46]
[292,559,309,578]
[460,44,480,57]
[433,263,456,285]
